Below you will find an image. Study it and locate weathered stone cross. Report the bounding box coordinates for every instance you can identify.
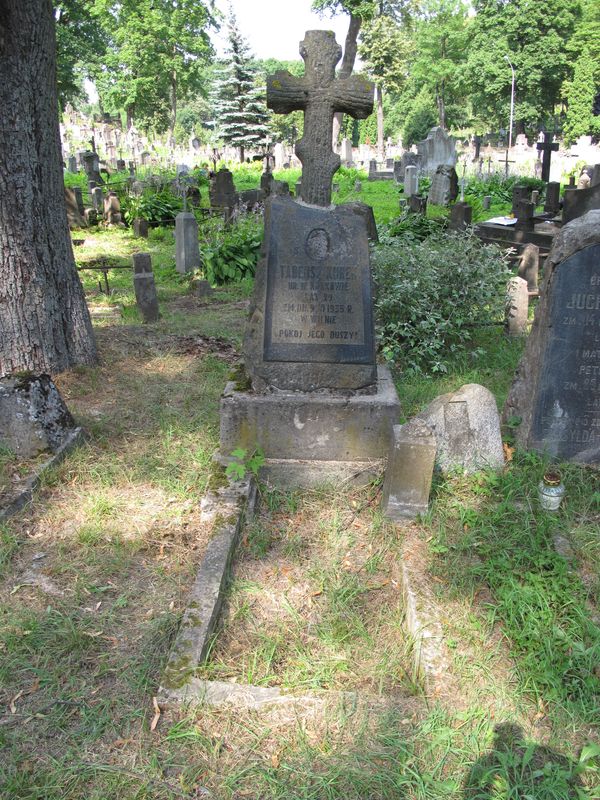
[536,131,559,183]
[267,30,374,207]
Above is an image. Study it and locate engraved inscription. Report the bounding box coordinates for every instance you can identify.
[532,243,600,458]
[263,200,375,365]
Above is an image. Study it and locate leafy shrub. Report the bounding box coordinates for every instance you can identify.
[121,188,182,226]
[199,213,263,284]
[373,229,511,373]
[466,174,545,204]
[383,208,447,241]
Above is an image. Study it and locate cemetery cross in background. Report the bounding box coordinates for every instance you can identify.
[536,131,559,183]
[267,30,373,207]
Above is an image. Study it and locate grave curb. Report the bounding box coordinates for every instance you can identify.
[396,524,451,694]
[0,427,84,522]
[158,477,258,699]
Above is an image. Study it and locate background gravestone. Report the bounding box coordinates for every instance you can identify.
[428,165,458,206]
[417,126,456,175]
[504,210,600,463]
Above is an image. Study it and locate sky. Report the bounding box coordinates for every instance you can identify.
[212,0,352,61]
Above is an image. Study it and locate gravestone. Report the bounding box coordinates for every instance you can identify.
[416,126,456,175]
[209,168,238,215]
[428,165,458,206]
[175,212,200,274]
[64,187,87,229]
[517,243,540,293]
[514,200,535,230]
[133,253,159,323]
[409,194,427,214]
[382,420,437,521]
[544,182,561,215]
[82,150,102,184]
[103,192,123,225]
[482,195,491,210]
[536,132,559,183]
[511,185,530,215]
[506,276,529,336]
[91,186,104,213]
[223,29,400,485]
[592,164,600,187]
[340,137,353,166]
[404,165,419,197]
[133,218,149,238]
[399,151,420,180]
[562,181,600,224]
[449,201,472,231]
[503,210,600,463]
[68,155,78,173]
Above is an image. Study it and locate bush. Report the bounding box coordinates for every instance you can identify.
[466,174,545,204]
[373,229,511,374]
[121,188,182,226]
[199,213,263,284]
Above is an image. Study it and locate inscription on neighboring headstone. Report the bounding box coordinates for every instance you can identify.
[263,198,374,365]
[530,243,600,459]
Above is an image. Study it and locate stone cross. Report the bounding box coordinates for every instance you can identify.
[536,131,559,182]
[267,30,374,206]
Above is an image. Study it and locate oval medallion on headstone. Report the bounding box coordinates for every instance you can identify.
[305,228,330,260]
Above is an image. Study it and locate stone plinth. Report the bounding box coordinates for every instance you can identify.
[220,365,400,486]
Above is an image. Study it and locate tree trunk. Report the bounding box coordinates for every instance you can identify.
[0,0,97,378]
[376,84,385,159]
[437,88,446,129]
[239,145,245,163]
[126,105,134,130]
[332,13,362,148]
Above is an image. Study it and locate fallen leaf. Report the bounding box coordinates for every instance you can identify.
[10,690,24,714]
[503,443,515,462]
[271,752,281,768]
[150,696,161,732]
[26,679,40,695]
[310,589,322,598]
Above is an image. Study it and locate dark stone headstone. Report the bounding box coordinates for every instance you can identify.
[133,218,149,238]
[73,186,84,215]
[244,195,376,393]
[81,150,102,184]
[116,159,126,171]
[408,194,427,214]
[544,181,561,215]
[343,201,379,243]
[64,187,86,229]
[68,155,78,173]
[428,165,458,206]
[562,181,600,224]
[536,132,559,182]
[0,375,76,458]
[133,253,159,323]
[504,210,600,463]
[382,420,436,520]
[511,185,530,215]
[514,200,535,230]
[449,201,472,230]
[209,168,238,211]
[103,191,122,225]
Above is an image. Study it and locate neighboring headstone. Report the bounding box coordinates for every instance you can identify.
[577,170,591,190]
[382,420,437,521]
[132,253,159,323]
[404,165,418,197]
[68,155,78,173]
[103,191,123,225]
[511,185,530,215]
[81,150,102,184]
[209,168,238,214]
[273,142,285,169]
[73,186,84,216]
[0,375,76,458]
[354,180,362,192]
[544,182,561,215]
[190,278,214,298]
[517,243,540,293]
[133,218,149,238]
[482,195,491,210]
[591,164,600,187]
[64,187,86,229]
[503,210,600,463]
[175,212,200,274]
[399,151,420,180]
[91,186,104,213]
[416,126,456,174]
[536,131,559,183]
[449,201,472,231]
[562,180,600,224]
[409,194,427,214]
[531,189,539,206]
[428,165,458,206]
[506,276,529,336]
[340,137,353,166]
[514,200,535,230]
[116,158,126,171]
[417,384,505,473]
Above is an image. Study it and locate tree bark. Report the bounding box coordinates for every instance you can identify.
[332,12,362,148]
[0,0,97,378]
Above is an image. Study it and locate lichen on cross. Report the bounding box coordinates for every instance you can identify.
[267,30,374,207]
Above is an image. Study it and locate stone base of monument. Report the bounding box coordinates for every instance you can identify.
[220,365,400,487]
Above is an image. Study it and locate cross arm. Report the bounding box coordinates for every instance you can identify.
[332,75,374,119]
[267,71,307,115]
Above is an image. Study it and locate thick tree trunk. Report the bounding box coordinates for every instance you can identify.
[0,0,97,378]
[332,13,362,148]
[376,84,385,159]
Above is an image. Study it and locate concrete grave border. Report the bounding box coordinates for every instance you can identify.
[0,428,84,522]
[159,472,452,708]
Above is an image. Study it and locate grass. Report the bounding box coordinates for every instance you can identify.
[1,209,599,797]
[198,484,418,695]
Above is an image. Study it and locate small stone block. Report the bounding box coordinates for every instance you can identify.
[175,211,200,274]
[132,252,159,323]
[506,276,529,336]
[382,421,436,520]
[133,218,149,238]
